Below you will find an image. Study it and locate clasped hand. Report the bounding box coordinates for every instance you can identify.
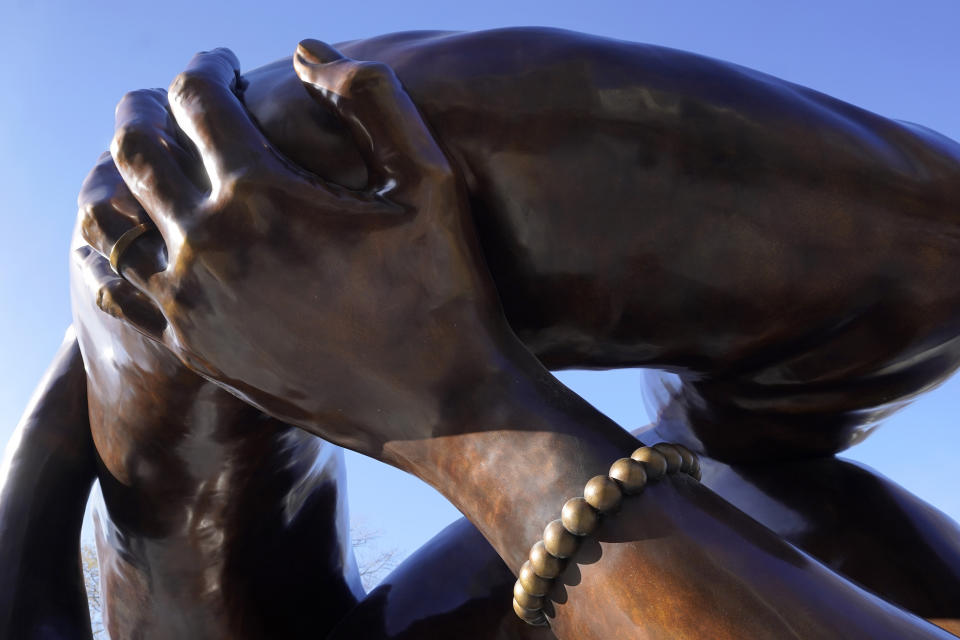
[76,40,513,456]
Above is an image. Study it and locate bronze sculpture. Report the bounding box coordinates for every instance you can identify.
[2,27,960,638]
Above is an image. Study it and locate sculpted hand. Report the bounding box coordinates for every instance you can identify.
[76,43,957,640]
[81,41,513,456]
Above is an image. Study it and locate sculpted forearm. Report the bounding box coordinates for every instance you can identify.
[242,31,960,468]
[73,35,960,639]
[0,330,96,640]
[378,347,951,639]
[248,29,960,375]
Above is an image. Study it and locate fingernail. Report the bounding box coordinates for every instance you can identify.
[211,47,241,71]
[296,39,343,66]
[96,286,122,319]
[297,40,324,65]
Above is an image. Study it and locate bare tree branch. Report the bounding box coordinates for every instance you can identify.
[351,521,400,590]
[79,523,402,633]
[81,542,106,639]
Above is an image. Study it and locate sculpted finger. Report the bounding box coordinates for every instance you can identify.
[79,151,151,254]
[168,48,273,190]
[73,246,168,343]
[111,88,203,255]
[78,151,168,286]
[294,39,453,202]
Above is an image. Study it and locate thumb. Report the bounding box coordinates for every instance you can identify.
[293,39,452,202]
[96,278,168,343]
[75,245,169,343]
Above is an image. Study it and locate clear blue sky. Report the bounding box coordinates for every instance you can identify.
[2,0,960,563]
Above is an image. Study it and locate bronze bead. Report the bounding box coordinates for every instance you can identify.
[609,457,648,494]
[686,449,702,480]
[529,540,564,578]
[672,443,697,474]
[513,597,547,625]
[584,474,623,512]
[514,580,544,610]
[519,560,552,596]
[561,497,599,536]
[653,442,683,473]
[631,446,668,479]
[543,518,579,558]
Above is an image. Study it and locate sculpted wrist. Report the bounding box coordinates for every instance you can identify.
[512,443,701,626]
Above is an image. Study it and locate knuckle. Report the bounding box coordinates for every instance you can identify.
[117,88,158,109]
[346,61,394,92]
[96,280,130,315]
[81,200,115,226]
[115,89,165,121]
[112,124,157,164]
[169,69,214,104]
[77,156,113,206]
[215,162,271,201]
[356,60,391,77]
[78,216,100,249]
[195,48,239,73]
[78,201,112,243]
[102,278,128,298]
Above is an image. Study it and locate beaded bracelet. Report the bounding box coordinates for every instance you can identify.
[512,442,701,626]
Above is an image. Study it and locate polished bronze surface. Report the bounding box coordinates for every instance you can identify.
[631,446,668,480]
[514,581,544,611]
[514,599,547,626]
[699,452,960,633]
[108,222,154,275]
[3,25,960,639]
[583,475,623,513]
[529,541,564,579]
[326,518,555,639]
[560,498,600,537]
[237,29,960,464]
[518,561,553,598]
[0,332,95,639]
[75,30,960,638]
[83,28,960,462]
[608,458,648,494]
[68,192,368,639]
[542,519,579,559]
[515,445,702,628]
[672,445,697,475]
[653,443,684,474]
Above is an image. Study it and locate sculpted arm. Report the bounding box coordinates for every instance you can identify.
[0,331,97,639]
[80,43,953,639]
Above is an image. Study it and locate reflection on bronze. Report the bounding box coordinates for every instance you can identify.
[328,518,556,639]
[107,222,154,275]
[2,26,960,639]
[542,520,579,559]
[0,332,96,639]
[515,580,544,610]
[583,475,623,513]
[652,444,684,475]
[560,498,600,537]
[529,542,563,579]
[607,458,648,494]
[631,446,668,480]
[514,445,701,627]
[698,452,960,636]
[519,561,553,598]
[514,597,548,626]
